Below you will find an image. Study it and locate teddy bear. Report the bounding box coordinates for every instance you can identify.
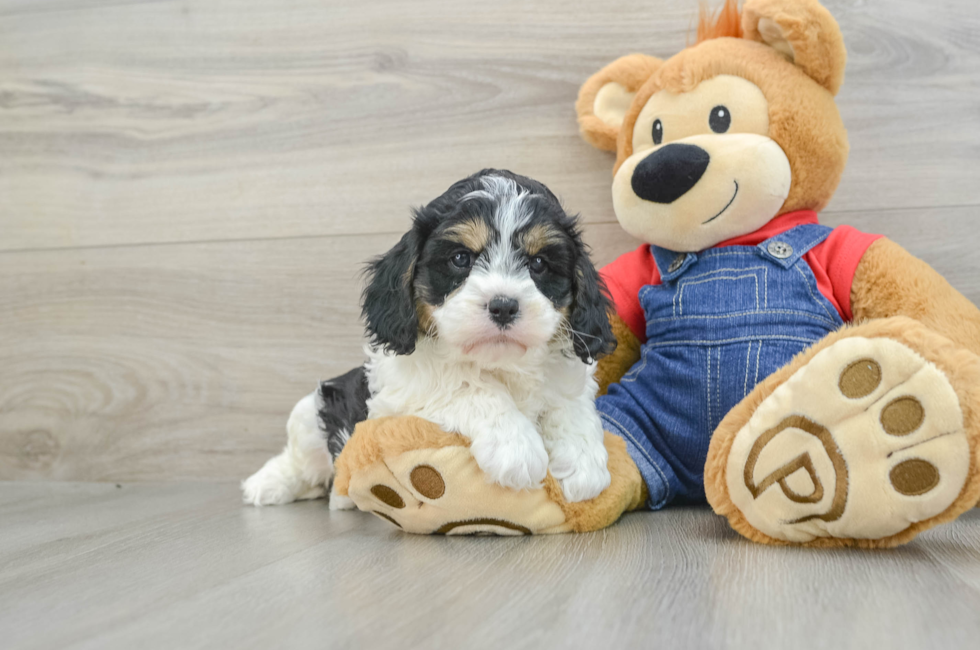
[332,0,980,547]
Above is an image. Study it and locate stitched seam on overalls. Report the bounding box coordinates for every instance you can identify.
[713,347,722,431]
[644,334,817,347]
[753,340,762,385]
[743,342,753,398]
[622,349,648,382]
[792,263,839,323]
[699,250,759,259]
[646,309,839,327]
[676,264,768,283]
[706,347,713,430]
[678,273,761,315]
[600,412,671,509]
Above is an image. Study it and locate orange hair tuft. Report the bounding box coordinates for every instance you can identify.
[696,0,743,44]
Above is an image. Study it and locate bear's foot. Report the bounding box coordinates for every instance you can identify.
[332,416,646,535]
[707,317,980,548]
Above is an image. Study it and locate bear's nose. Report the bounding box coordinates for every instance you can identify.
[631,143,710,204]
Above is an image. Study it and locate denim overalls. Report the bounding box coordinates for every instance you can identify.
[596,224,844,509]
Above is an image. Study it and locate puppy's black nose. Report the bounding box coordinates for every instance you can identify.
[488,296,520,327]
[631,143,710,204]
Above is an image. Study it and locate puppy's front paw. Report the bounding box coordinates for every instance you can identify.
[241,466,298,507]
[469,422,549,492]
[548,441,611,503]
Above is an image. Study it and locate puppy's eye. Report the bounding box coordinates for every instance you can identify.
[652,119,663,145]
[709,105,730,133]
[450,251,472,269]
[528,256,547,274]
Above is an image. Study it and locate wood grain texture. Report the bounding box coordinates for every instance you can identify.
[1,0,979,251]
[1,210,977,482]
[1,0,980,481]
[0,482,978,650]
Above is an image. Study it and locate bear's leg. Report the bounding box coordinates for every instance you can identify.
[705,316,980,548]
[333,416,646,535]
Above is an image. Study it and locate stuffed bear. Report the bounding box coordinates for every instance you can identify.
[333,0,980,547]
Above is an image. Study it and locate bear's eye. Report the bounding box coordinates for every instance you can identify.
[709,105,731,133]
[652,119,663,145]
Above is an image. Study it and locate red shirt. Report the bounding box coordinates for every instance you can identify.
[599,210,883,343]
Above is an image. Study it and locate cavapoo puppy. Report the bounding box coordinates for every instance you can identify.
[243,169,617,508]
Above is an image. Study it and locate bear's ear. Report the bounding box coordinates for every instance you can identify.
[742,0,847,95]
[576,54,662,151]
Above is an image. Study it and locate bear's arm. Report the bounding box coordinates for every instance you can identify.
[851,238,980,356]
[595,311,642,396]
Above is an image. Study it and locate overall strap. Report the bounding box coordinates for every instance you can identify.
[650,245,697,283]
[756,223,834,269]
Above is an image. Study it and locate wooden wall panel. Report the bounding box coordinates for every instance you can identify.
[1,0,978,480]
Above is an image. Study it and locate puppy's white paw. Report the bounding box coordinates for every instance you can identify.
[548,441,611,503]
[241,454,306,506]
[242,472,296,507]
[470,422,549,492]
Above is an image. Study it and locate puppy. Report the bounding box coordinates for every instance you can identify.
[242,170,617,508]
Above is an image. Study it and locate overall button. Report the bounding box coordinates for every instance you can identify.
[767,241,794,259]
[668,254,686,273]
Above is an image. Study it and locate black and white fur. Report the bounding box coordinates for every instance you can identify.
[242,170,616,507]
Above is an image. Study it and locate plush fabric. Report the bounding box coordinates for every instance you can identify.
[576,54,663,152]
[335,0,980,543]
[851,238,980,356]
[704,317,980,548]
[602,37,848,216]
[337,416,645,535]
[595,312,642,396]
[741,0,847,95]
[599,210,882,342]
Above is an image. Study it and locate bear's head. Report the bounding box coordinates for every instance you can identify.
[576,0,849,252]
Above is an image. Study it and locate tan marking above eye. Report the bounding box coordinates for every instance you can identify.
[631,75,770,153]
[443,219,491,252]
[880,397,925,437]
[838,358,882,399]
[889,458,940,496]
[521,223,563,255]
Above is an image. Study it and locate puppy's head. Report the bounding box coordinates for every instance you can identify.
[362,170,616,365]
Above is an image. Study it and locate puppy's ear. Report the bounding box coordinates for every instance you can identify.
[742,0,847,95]
[362,229,421,355]
[576,54,662,152]
[569,246,617,364]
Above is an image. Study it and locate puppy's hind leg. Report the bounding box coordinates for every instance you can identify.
[242,392,334,506]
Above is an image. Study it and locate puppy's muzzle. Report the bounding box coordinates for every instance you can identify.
[487,296,520,328]
[631,143,710,204]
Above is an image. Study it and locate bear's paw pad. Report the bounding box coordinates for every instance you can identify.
[346,446,566,535]
[726,337,971,543]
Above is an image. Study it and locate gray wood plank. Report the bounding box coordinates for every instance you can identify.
[1,0,979,251]
[0,223,633,482]
[1,209,978,482]
[0,482,978,650]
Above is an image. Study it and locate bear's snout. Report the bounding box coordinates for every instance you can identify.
[631,143,710,204]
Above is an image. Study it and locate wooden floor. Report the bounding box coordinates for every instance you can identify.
[1,482,978,650]
[3,1,980,648]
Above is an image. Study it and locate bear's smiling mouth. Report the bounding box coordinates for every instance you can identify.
[701,180,739,225]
